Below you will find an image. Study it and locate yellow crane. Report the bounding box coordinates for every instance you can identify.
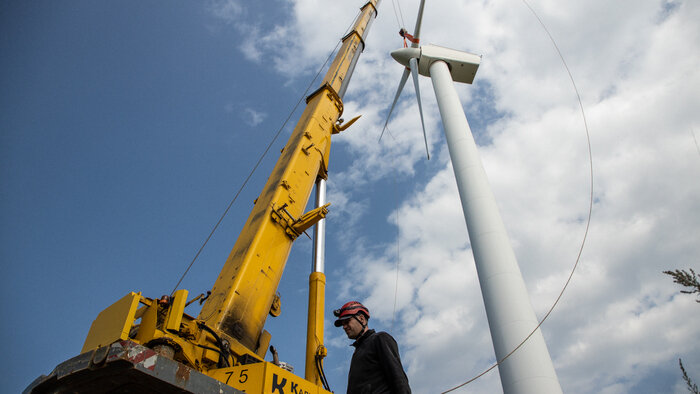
[26,2,379,393]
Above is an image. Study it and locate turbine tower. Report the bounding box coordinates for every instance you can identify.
[383,2,563,393]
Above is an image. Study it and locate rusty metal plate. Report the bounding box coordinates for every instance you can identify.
[25,340,244,394]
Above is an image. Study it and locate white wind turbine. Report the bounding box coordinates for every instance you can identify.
[382,2,564,393]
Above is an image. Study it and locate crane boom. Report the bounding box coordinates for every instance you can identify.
[25,2,380,393]
[198,0,378,355]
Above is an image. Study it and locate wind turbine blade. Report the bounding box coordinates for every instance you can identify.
[410,57,430,160]
[411,0,427,48]
[380,67,411,142]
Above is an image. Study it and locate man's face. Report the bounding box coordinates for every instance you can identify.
[341,315,365,339]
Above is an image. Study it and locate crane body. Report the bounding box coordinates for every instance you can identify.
[25,2,379,393]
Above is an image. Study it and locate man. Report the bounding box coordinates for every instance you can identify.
[334,301,411,394]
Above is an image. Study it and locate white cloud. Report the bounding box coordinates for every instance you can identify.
[208,0,244,21]
[242,107,267,127]
[208,0,366,77]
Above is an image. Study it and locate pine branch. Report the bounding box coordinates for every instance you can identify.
[663,269,700,302]
[680,358,699,394]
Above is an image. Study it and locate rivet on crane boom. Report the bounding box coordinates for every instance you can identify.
[24,2,380,393]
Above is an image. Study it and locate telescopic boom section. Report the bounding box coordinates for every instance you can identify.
[198,0,379,355]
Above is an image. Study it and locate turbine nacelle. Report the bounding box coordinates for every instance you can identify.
[380,0,479,160]
[391,45,482,84]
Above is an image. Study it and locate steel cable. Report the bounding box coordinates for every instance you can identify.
[169,8,363,295]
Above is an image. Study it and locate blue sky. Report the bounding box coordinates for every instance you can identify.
[2,1,700,393]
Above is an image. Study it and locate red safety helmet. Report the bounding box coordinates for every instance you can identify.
[333,301,370,327]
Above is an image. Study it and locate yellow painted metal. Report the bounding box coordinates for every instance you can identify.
[164,289,188,332]
[208,361,332,394]
[197,0,379,360]
[324,13,372,95]
[304,272,326,384]
[82,291,230,370]
[333,115,361,134]
[81,292,141,353]
[269,293,281,317]
[134,300,159,343]
[292,203,330,236]
[256,330,272,359]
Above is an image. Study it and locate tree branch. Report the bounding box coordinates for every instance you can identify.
[663,269,700,302]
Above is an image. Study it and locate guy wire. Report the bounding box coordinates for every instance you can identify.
[441,0,594,391]
[691,128,700,160]
[391,155,402,332]
[169,9,362,296]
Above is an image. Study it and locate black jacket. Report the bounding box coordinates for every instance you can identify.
[347,329,411,394]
